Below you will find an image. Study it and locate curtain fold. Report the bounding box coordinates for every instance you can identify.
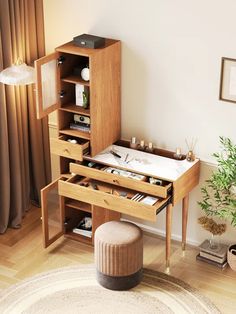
[0,0,51,233]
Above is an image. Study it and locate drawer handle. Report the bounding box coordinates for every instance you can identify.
[63,149,70,154]
[104,199,109,205]
[113,179,119,184]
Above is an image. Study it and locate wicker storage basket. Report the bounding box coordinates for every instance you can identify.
[227,244,236,271]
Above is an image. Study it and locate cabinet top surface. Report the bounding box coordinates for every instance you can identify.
[86,145,199,182]
[56,39,120,56]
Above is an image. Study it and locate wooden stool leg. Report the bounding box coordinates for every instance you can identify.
[166,203,173,273]
[182,194,189,253]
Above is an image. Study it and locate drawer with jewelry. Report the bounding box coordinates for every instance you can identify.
[69,161,172,199]
[58,175,171,222]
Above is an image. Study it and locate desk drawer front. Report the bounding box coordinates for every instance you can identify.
[58,176,170,222]
[50,136,89,161]
[70,163,172,198]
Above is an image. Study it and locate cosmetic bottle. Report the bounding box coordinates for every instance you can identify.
[145,142,154,153]
[137,140,146,151]
[130,137,138,149]
[173,147,183,160]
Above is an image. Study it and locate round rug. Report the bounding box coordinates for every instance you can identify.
[0,265,220,314]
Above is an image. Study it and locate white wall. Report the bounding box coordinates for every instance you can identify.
[43,0,236,245]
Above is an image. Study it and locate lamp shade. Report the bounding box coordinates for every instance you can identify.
[0,62,35,85]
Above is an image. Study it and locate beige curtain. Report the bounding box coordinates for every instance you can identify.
[0,0,51,233]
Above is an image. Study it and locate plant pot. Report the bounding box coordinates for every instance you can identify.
[227,244,236,271]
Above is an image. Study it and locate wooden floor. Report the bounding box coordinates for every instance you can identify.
[0,206,236,313]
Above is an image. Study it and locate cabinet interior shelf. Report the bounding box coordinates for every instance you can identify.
[59,104,90,116]
[64,231,93,244]
[59,129,91,140]
[65,199,92,213]
[61,75,90,86]
[61,173,72,179]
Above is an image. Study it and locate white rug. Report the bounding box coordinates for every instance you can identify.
[0,265,220,314]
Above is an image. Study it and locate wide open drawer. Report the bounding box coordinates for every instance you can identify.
[50,135,89,161]
[70,162,172,199]
[58,175,171,222]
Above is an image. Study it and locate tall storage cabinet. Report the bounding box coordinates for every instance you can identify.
[36,38,121,247]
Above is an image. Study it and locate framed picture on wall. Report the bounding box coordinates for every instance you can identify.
[219,57,236,103]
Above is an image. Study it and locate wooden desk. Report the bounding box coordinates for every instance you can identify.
[84,144,200,270]
[42,142,200,271]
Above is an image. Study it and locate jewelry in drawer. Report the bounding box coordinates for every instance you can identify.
[58,176,171,222]
[70,162,172,199]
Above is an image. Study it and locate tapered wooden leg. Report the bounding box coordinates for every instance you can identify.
[166,203,173,273]
[182,194,189,253]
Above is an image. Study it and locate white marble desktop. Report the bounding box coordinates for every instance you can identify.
[87,145,199,181]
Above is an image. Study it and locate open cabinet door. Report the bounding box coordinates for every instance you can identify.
[35,52,60,119]
[41,178,64,248]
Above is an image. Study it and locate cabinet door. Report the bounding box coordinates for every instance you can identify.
[41,178,64,248]
[35,52,60,119]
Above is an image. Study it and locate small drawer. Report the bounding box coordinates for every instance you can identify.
[58,175,171,222]
[50,135,89,161]
[70,162,172,198]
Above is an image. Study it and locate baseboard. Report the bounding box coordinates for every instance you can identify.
[121,218,200,247]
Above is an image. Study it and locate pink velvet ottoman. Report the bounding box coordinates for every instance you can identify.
[94,221,143,290]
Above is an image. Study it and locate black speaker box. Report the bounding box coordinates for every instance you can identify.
[73,34,105,49]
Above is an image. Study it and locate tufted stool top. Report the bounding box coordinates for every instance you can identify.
[95,220,142,245]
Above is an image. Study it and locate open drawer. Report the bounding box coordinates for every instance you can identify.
[70,162,172,199]
[50,135,89,160]
[58,175,171,222]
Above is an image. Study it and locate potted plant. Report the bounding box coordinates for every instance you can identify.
[198,216,226,249]
[198,136,236,269]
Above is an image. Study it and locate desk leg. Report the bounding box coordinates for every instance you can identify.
[166,203,173,273]
[182,194,189,252]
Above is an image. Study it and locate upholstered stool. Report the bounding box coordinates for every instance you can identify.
[94,221,143,290]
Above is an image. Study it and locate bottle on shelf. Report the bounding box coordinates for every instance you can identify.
[130,137,138,149]
[173,147,183,160]
[185,138,197,162]
[145,142,154,153]
[137,139,146,151]
[186,150,195,162]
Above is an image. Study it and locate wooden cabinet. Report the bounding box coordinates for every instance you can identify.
[35,38,121,159]
[36,37,200,267]
[35,37,121,247]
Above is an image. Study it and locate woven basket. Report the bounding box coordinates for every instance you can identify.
[227,244,236,271]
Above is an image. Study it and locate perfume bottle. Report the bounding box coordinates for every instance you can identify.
[130,137,138,149]
[138,139,146,151]
[185,138,197,162]
[173,147,182,160]
[145,142,154,153]
[186,150,195,162]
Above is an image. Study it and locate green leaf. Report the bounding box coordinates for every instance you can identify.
[198,136,236,228]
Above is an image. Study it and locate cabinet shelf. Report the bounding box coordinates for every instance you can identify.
[65,199,92,213]
[64,231,93,245]
[59,129,91,140]
[59,103,90,116]
[61,75,90,86]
